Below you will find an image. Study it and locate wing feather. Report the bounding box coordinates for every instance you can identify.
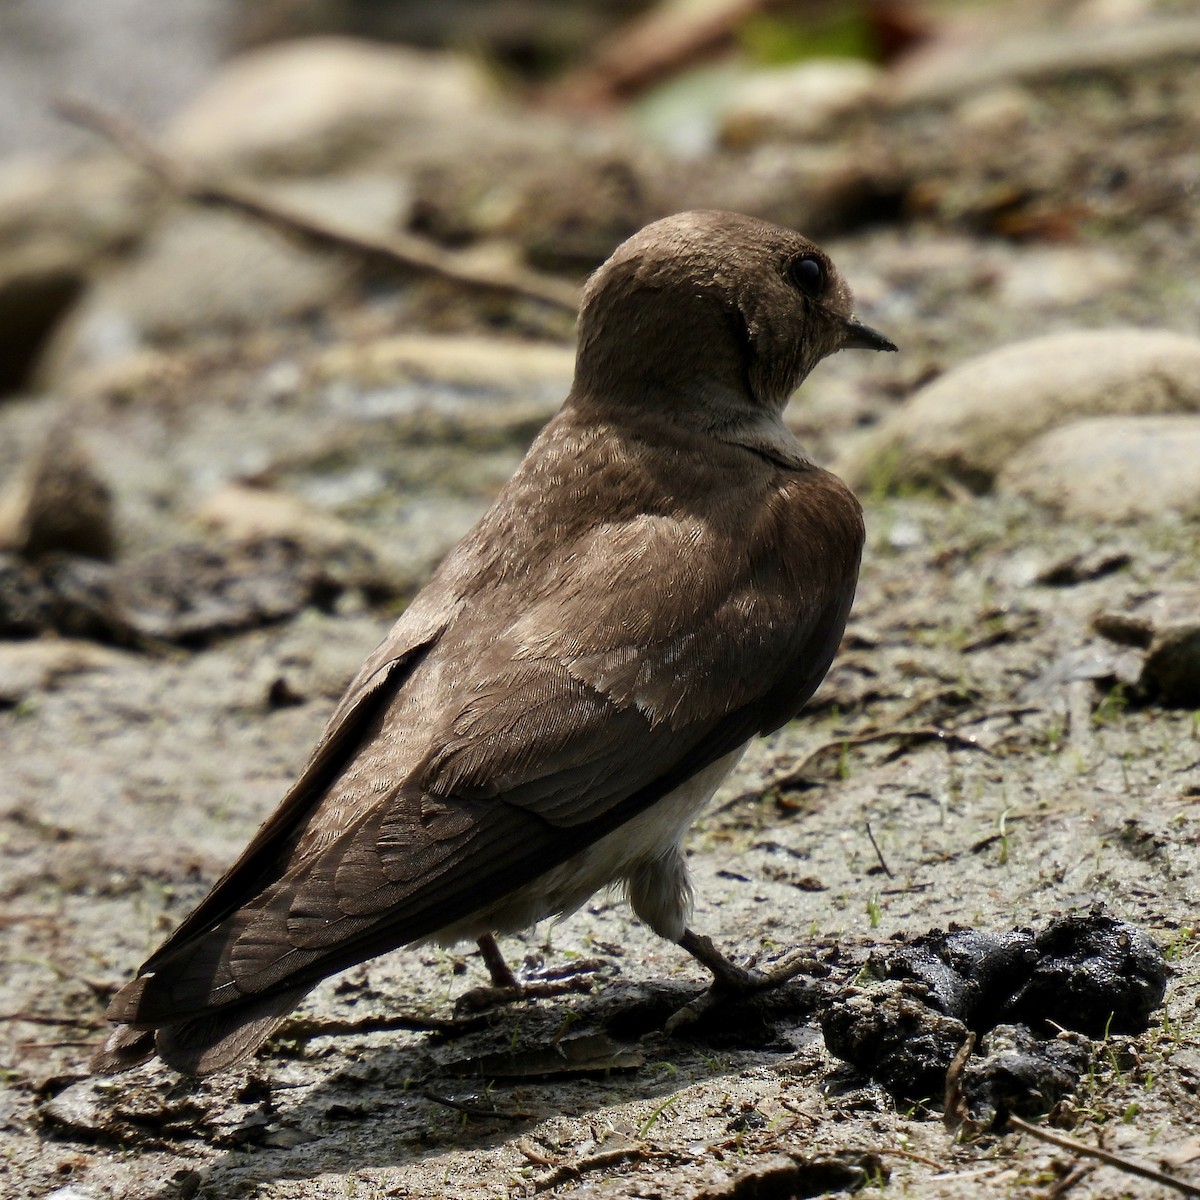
[110,432,863,1039]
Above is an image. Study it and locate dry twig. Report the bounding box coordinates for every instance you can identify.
[55,97,581,314]
[943,1030,976,1132]
[1008,1115,1200,1198]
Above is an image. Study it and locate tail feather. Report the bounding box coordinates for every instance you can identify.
[91,984,311,1076]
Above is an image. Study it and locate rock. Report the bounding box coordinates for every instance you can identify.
[1094,585,1200,706]
[997,415,1200,521]
[1141,626,1200,707]
[0,639,130,707]
[891,15,1200,106]
[0,554,54,638]
[0,426,117,560]
[313,334,573,439]
[718,59,883,148]
[995,246,1133,310]
[315,333,574,392]
[192,483,382,566]
[0,2,231,159]
[0,155,154,394]
[841,329,1200,494]
[165,37,498,175]
[45,204,348,361]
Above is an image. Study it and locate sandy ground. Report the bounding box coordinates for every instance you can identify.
[3,5,1200,1198]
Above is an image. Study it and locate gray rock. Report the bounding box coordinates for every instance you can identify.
[0,639,130,707]
[995,246,1133,310]
[0,425,117,560]
[0,155,155,394]
[164,36,499,175]
[998,414,1200,521]
[41,173,410,377]
[1141,625,1200,708]
[841,329,1200,494]
[891,15,1200,106]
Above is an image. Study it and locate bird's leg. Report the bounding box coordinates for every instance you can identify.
[454,934,601,1014]
[477,933,520,990]
[667,928,818,1032]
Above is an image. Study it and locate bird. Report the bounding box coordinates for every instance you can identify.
[91,209,896,1076]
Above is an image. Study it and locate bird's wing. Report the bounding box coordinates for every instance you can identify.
[118,468,861,1024]
[140,593,460,970]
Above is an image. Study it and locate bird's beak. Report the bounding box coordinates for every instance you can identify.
[841,317,898,353]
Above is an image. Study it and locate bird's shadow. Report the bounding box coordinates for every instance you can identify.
[46,974,830,1197]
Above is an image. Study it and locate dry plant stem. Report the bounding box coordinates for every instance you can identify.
[876,1147,948,1170]
[421,1089,531,1121]
[1043,1163,1096,1199]
[546,0,827,106]
[275,1011,487,1040]
[943,1030,977,1132]
[54,97,581,314]
[781,724,994,784]
[865,821,894,877]
[533,1146,657,1192]
[1007,1115,1200,1199]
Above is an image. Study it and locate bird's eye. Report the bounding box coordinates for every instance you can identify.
[788,254,825,299]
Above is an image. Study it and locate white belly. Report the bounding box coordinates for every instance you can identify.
[432,745,746,946]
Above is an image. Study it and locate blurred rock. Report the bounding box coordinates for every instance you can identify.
[0,0,235,159]
[165,36,499,176]
[718,60,883,148]
[0,156,154,395]
[995,246,1133,310]
[1141,625,1200,708]
[891,14,1200,106]
[41,174,410,383]
[842,329,1200,494]
[1094,585,1200,706]
[315,333,573,392]
[314,334,572,441]
[193,482,381,567]
[0,426,116,560]
[0,638,130,707]
[952,85,1037,139]
[0,554,52,638]
[37,536,391,647]
[998,415,1200,521]
[691,142,903,240]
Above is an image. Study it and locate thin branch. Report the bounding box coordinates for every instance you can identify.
[865,821,894,878]
[1008,1115,1200,1198]
[1043,1163,1096,1199]
[55,97,582,314]
[533,1145,658,1192]
[943,1031,976,1132]
[781,724,994,784]
[421,1088,533,1121]
[875,1146,947,1170]
[274,1011,489,1040]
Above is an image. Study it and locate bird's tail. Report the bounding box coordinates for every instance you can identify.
[90,978,311,1076]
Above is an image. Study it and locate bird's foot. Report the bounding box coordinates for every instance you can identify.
[454,975,596,1013]
[665,929,819,1033]
[454,934,600,1014]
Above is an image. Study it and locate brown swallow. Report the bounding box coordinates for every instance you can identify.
[92,210,896,1076]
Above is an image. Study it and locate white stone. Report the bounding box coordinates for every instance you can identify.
[166,37,498,174]
[840,328,1200,493]
[997,414,1200,521]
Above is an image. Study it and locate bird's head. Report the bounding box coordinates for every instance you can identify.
[574,210,895,433]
